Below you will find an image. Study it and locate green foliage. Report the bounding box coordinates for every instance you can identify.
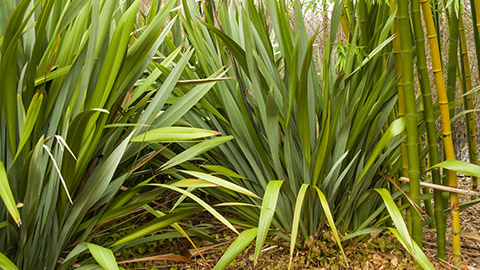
[0,0,238,268]
[166,0,415,267]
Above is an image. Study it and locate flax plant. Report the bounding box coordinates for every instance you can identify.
[0,0,245,268]
[169,0,433,268]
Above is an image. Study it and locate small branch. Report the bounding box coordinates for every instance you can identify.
[399,177,480,196]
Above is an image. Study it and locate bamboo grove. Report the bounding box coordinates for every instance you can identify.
[1,0,480,269]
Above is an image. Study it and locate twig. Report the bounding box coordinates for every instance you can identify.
[399,177,480,196]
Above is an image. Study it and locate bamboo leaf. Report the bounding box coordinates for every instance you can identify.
[431,160,480,178]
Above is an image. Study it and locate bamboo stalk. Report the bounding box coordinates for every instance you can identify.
[458,15,479,194]
[340,1,350,40]
[398,0,422,246]
[419,0,462,259]
[391,0,409,180]
[411,0,446,257]
[358,0,369,46]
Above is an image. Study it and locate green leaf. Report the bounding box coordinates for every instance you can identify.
[14,92,43,161]
[180,170,259,198]
[160,136,233,171]
[254,180,283,264]
[150,184,240,236]
[374,189,415,256]
[289,184,309,266]
[200,165,246,179]
[0,252,18,270]
[112,207,199,247]
[388,228,435,270]
[356,117,406,185]
[213,228,258,270]
[131,127,220,142]
[87,243,119,270]
[313,187,347,265]
[0,162,21,226]
[431,160,480,178]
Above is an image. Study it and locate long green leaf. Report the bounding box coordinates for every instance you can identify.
[388,228,435,270]
[160,136,233,171]
[150,184,240,236]
[0,162,21,226]
[356,117,406,185]
[289,184,309,267]
[180,170,259,198]
[313,186,347,264]
[213,228,258,270]
[131,127,220,142]
[254,180,283,264]
[112,207,199,247]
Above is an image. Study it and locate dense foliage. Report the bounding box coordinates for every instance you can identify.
[0,0,480,269]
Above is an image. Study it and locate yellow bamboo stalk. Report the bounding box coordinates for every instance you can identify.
[419,0,461,259]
